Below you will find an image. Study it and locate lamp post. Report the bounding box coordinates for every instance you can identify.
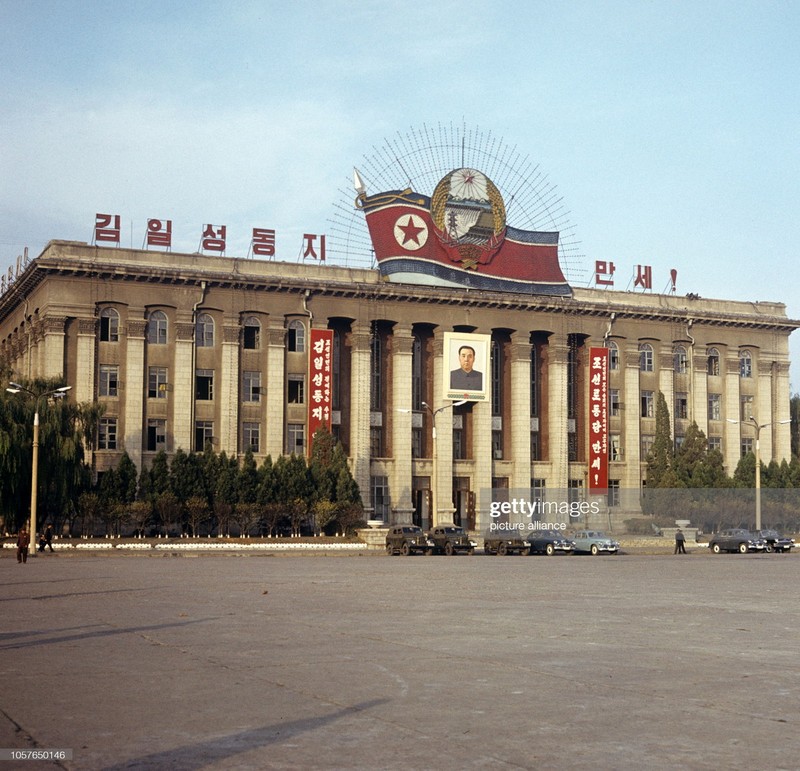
[728,416,791,531]
[421,399,466,528]
[6,382,72,554]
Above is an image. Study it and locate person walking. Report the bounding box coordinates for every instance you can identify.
[44,524,54,552]
[16,527,29,564]
[674,528,687,555]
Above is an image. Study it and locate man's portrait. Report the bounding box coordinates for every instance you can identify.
[443,332,490,401]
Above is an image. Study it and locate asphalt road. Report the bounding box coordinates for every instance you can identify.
[2,550,799,770]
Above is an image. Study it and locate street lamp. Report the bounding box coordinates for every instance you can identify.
[727,416,791,531]
[421,399,467,528]
[6,382,72,554]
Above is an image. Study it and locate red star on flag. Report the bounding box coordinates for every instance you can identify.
[397,216,425,246]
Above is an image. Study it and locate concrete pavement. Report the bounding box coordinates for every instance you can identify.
[2,550,799,769]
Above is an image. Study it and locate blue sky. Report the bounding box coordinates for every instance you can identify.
[2,0,799,387]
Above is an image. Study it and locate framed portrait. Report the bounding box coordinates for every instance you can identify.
[443,332,490,401]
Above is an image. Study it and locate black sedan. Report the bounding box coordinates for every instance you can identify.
[753,529,795,553]
[527,530,575,555]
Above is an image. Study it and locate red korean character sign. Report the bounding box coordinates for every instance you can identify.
[251,228,276,257]
[588,347,609,493]
[307,329,334,455]
[147,219,173,249]
[202,224,227,253]
[95,214,121,244]
[302,234,326,261]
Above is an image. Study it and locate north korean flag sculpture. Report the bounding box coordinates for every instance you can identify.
[355,167,571,296]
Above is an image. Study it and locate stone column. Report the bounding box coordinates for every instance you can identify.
[390,324,414,524]
[547,337,569,493]
[75,319,97,405]
[123,320,147,467]
[219,321,241,456]
[724,356,741,474]
[264,320,286,458]
[509,334,532,493]
[173,322,195,453]
[430,331,455,525]
[774,361,792,461]
[349,322,373,516]
[756,359,774,462]
[623,346,642,490]
[691,353,709,437]
[42,316,67,378]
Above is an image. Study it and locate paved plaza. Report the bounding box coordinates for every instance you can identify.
[2,549,799,770]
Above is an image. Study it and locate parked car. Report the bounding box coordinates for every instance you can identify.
[426,525,476,555]
[385,525,430,556]
[528,530,576,556]
[707,529,766,554]
[752,529,794,553]
[484,534,530,555]
[572,530,620,555]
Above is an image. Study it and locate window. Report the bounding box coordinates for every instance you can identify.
[608,480,620,507]
[707,347,720,376]
[567,432,578,462]
[641,435,654,457]
[453,427,465,460]
[607,341,619,371]
[492,431,503,460]
[639,343,654,372]
[371,476,390,521]
[530,431,540,461]
[740,350,752,378]
[530,478,545,503]
[412,336,423,411]
[195,313,214,347]
[741,437,754,457]
[147,419,166,452]
[243,316,260,350]
[609,389,621,417]
[287,374,304,404]
[412,427,423,459]
[675,435,685,451]
[287,320,305,352]
[195,369,214,400]
[370,426,383,457]
[287,423,305,455]
[708,436,722,453]
[675,392,688,420]
[530,345,540,416]
[641,390,654,418]
[491,340,502,416]
[243,371,261,403]
[610,434,622,461]
[708,393,721,421]
[370,329,381,411]
[568,479,584,504]
[243,422,260,453]
[195,421,213,452]
[741,395,754,421]
[99,365,119,397]
[332,330,342,411]
[147,310,167,345]
[674,345,688,374]
[148,367,168,399]
[99,308,119,342]
[98,417,117,450]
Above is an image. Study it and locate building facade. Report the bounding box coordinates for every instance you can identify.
[0,240,797,530]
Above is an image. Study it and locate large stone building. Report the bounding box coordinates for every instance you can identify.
[0,239,797,530]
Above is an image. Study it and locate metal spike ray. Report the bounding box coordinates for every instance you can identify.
[326,124,586,281]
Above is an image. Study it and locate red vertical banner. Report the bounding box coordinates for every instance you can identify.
[588,347,609,492]
[307,329,334,456]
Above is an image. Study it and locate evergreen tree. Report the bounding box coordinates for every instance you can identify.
[646,391,673,488]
